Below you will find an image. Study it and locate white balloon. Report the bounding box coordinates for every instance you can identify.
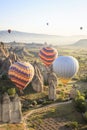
[53,56,79,79]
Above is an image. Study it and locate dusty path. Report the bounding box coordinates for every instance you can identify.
[23,100,72,130]
[0,100,72,130]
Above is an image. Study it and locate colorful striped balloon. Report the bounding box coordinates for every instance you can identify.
[8,62,34,90]
[39,47,58,66]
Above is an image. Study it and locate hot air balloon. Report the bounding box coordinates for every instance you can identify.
[39,47,58,66]
[53,56,79,84]
[80,27,83,30]
[46,22,49,26]
[8,29,11,33]
[8,61,34,90]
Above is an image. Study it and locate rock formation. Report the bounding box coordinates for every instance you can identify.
[0,58,12,75]
[32,61,43,92]
[39,64,53,85]
[10,94,22,123]
[48,72,58,101]
[0,93,22,123]
[0,42,20,75]
[0,42,9,58]
[70,87,77,99]
[32,76,43,92]
[48,80,56,101]
[48,72,58,87]
[2,93,11,123]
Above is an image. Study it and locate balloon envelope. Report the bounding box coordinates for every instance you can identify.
[53,56,79,84]
[8,29,11,33]
[46,22,49,26]
[8,62,34,90]
[80,27,83,30]
[39,47,58,66]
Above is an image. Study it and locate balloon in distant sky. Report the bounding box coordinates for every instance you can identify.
[80,27,83,30]
[53,56,79,84]
[39,47,58,66]
[8,29,11,33]
[46,22,49,26]
[8,62,34,90]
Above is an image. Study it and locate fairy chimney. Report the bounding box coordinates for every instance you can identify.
[32,76,43,92]
[10,94,22,123]
[32,61,43,92]
[48,72,58,87]
[0,93,22,123]
[48,72,58,101]
[2,93,11,123]
[48,80,56,101]
[0,42,20,75]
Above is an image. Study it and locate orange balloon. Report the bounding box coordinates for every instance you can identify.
[39,47,58,66]
[8,62,34,90]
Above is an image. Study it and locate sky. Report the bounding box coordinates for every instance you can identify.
[0,0,87,36]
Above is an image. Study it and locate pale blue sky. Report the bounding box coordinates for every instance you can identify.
[0,0,87,35]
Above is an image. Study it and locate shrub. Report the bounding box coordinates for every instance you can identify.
[37,99,44,104]
[80,76,87,82]
[58,83,62,87]
[59,91,65,100]
[0,86,7,92]
[65,121,79,129]
[32,100,37,106]
[7,88,16,96]
[76,90,81,97]
[1,74,8,80]
[75,101,87,113]
[73,90,87,113]
[83,112,87,122]
[84,90,87,99]
[44,81,49,86]
[72,77,79,81]
[75,95,85,102]
[42,100,53,105]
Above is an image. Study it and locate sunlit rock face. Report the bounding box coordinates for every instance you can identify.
[32,61,43,92]
[0,93,22,123]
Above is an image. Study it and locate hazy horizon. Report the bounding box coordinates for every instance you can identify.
[0,30,87,45]
[1,29,87,36]
[0,0,87,36]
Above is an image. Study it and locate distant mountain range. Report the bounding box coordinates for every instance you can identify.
[0,30,87,45]
[71,39,87,47]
